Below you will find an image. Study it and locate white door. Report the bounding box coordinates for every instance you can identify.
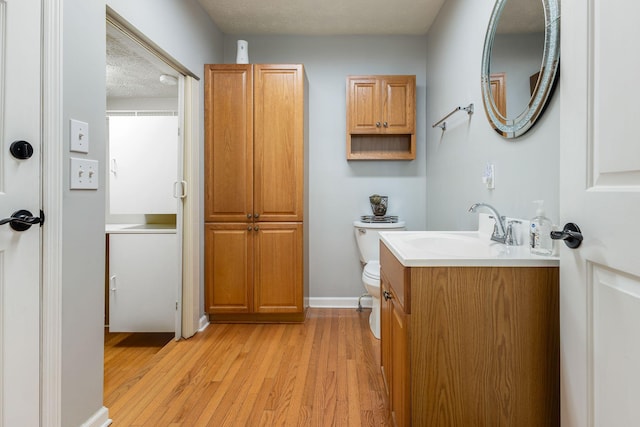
[561,0,640,425]
[0,0,41,425]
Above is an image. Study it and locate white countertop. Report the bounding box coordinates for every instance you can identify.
[380,230,559,267]
[105,223,176,234]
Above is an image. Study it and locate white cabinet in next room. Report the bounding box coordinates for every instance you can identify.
[108,115,178,214]
[108,227,177,332]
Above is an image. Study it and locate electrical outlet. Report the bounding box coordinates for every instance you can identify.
[70,157,99,190]
[70,119,89,153]
[482,163,495,189]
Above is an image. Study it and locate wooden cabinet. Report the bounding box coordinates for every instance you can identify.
[380,243,560,426]
[346,75,416,160]
[204,64,308,323]
[205,222,303,320]
[381,272,410,427]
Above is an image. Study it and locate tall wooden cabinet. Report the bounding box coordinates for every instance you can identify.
[204,64,308,323]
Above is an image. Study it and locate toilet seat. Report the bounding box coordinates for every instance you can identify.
[363,261,380,281]
[363,261,380,287]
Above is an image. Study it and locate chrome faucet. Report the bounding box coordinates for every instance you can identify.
[468,202,507,244]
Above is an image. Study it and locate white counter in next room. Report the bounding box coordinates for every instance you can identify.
[377,230,560,426]
[105,224,178,333]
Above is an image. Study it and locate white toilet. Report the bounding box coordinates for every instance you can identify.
[354,219,406,338]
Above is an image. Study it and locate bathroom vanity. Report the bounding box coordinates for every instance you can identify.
[379,232,559,427]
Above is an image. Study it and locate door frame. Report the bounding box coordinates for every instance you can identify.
[39,5,203,425]
[41,0,63,424]
[104,8,202,339]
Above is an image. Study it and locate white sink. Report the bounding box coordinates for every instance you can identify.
[379,230,558,267]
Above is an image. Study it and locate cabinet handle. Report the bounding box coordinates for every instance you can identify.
[110,275,117,292]
[247,213,252,219]
[254,213,260,219]
[383,122,388,127]
[383,290,393,301]
[376,122,381,127]
[247,226,252,231]
[254,226,259,231]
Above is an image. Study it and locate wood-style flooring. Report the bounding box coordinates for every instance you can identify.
[104,308,392,426]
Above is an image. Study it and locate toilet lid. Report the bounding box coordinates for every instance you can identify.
[363,261,380,280]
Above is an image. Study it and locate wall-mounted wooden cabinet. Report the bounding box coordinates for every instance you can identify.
[380,243,560,426]
[346,75,416,160]
[204,64,308,323]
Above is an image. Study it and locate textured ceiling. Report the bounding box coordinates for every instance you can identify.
[106,23,179,100]
[196,0,447,35]
[107,0,547,100]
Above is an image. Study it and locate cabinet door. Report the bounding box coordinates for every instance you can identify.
[109,233,177,332]
[382,76,415,134]
[253,64,305,222]
[347,76,382,134]
[205,223,253,314]
[380,272,392,395]
[108,115,178,214]
[391,294,410,427]
[254,223,303,313]
[204,64,254,222]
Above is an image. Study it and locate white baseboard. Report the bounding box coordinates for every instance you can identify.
[309,296,372,308]
[198,314,209,332]
[81,406,111,427]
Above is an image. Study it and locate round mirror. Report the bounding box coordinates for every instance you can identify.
[481,0,560,138]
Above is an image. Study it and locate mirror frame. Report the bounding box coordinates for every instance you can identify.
[481,0,560,138]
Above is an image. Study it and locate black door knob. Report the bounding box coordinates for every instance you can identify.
[0,210,44,231]
[550,223,583,249]
[10,140,34,160]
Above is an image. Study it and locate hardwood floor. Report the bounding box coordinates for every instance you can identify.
[104,308,392,426]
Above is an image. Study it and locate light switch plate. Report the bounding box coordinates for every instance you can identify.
[70,119,89,153]
[70,157,99,190]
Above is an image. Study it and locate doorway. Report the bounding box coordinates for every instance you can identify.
[103,11,202,391]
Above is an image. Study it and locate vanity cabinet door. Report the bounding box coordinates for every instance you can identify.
[390,288,410,427]
[380,273,393,395]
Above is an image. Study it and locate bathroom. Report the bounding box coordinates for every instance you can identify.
[15,0,637,425]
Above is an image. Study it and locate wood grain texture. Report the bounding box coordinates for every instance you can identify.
[105,308,392,426]
[204,223,253,314]
[380,243,411,313]
[409,266,560,427]
[204,64,307,322]
[204,64,253,222]
[346,75,416,160]
[253,64,305,222]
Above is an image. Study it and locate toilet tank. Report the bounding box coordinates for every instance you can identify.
[353,220,406,264]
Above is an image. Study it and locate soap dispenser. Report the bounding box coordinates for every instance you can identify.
[530,200,553,255]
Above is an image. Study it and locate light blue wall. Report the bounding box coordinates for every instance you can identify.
[61,1,107,425]
[425,0,560,231]
[222,35,428,300]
